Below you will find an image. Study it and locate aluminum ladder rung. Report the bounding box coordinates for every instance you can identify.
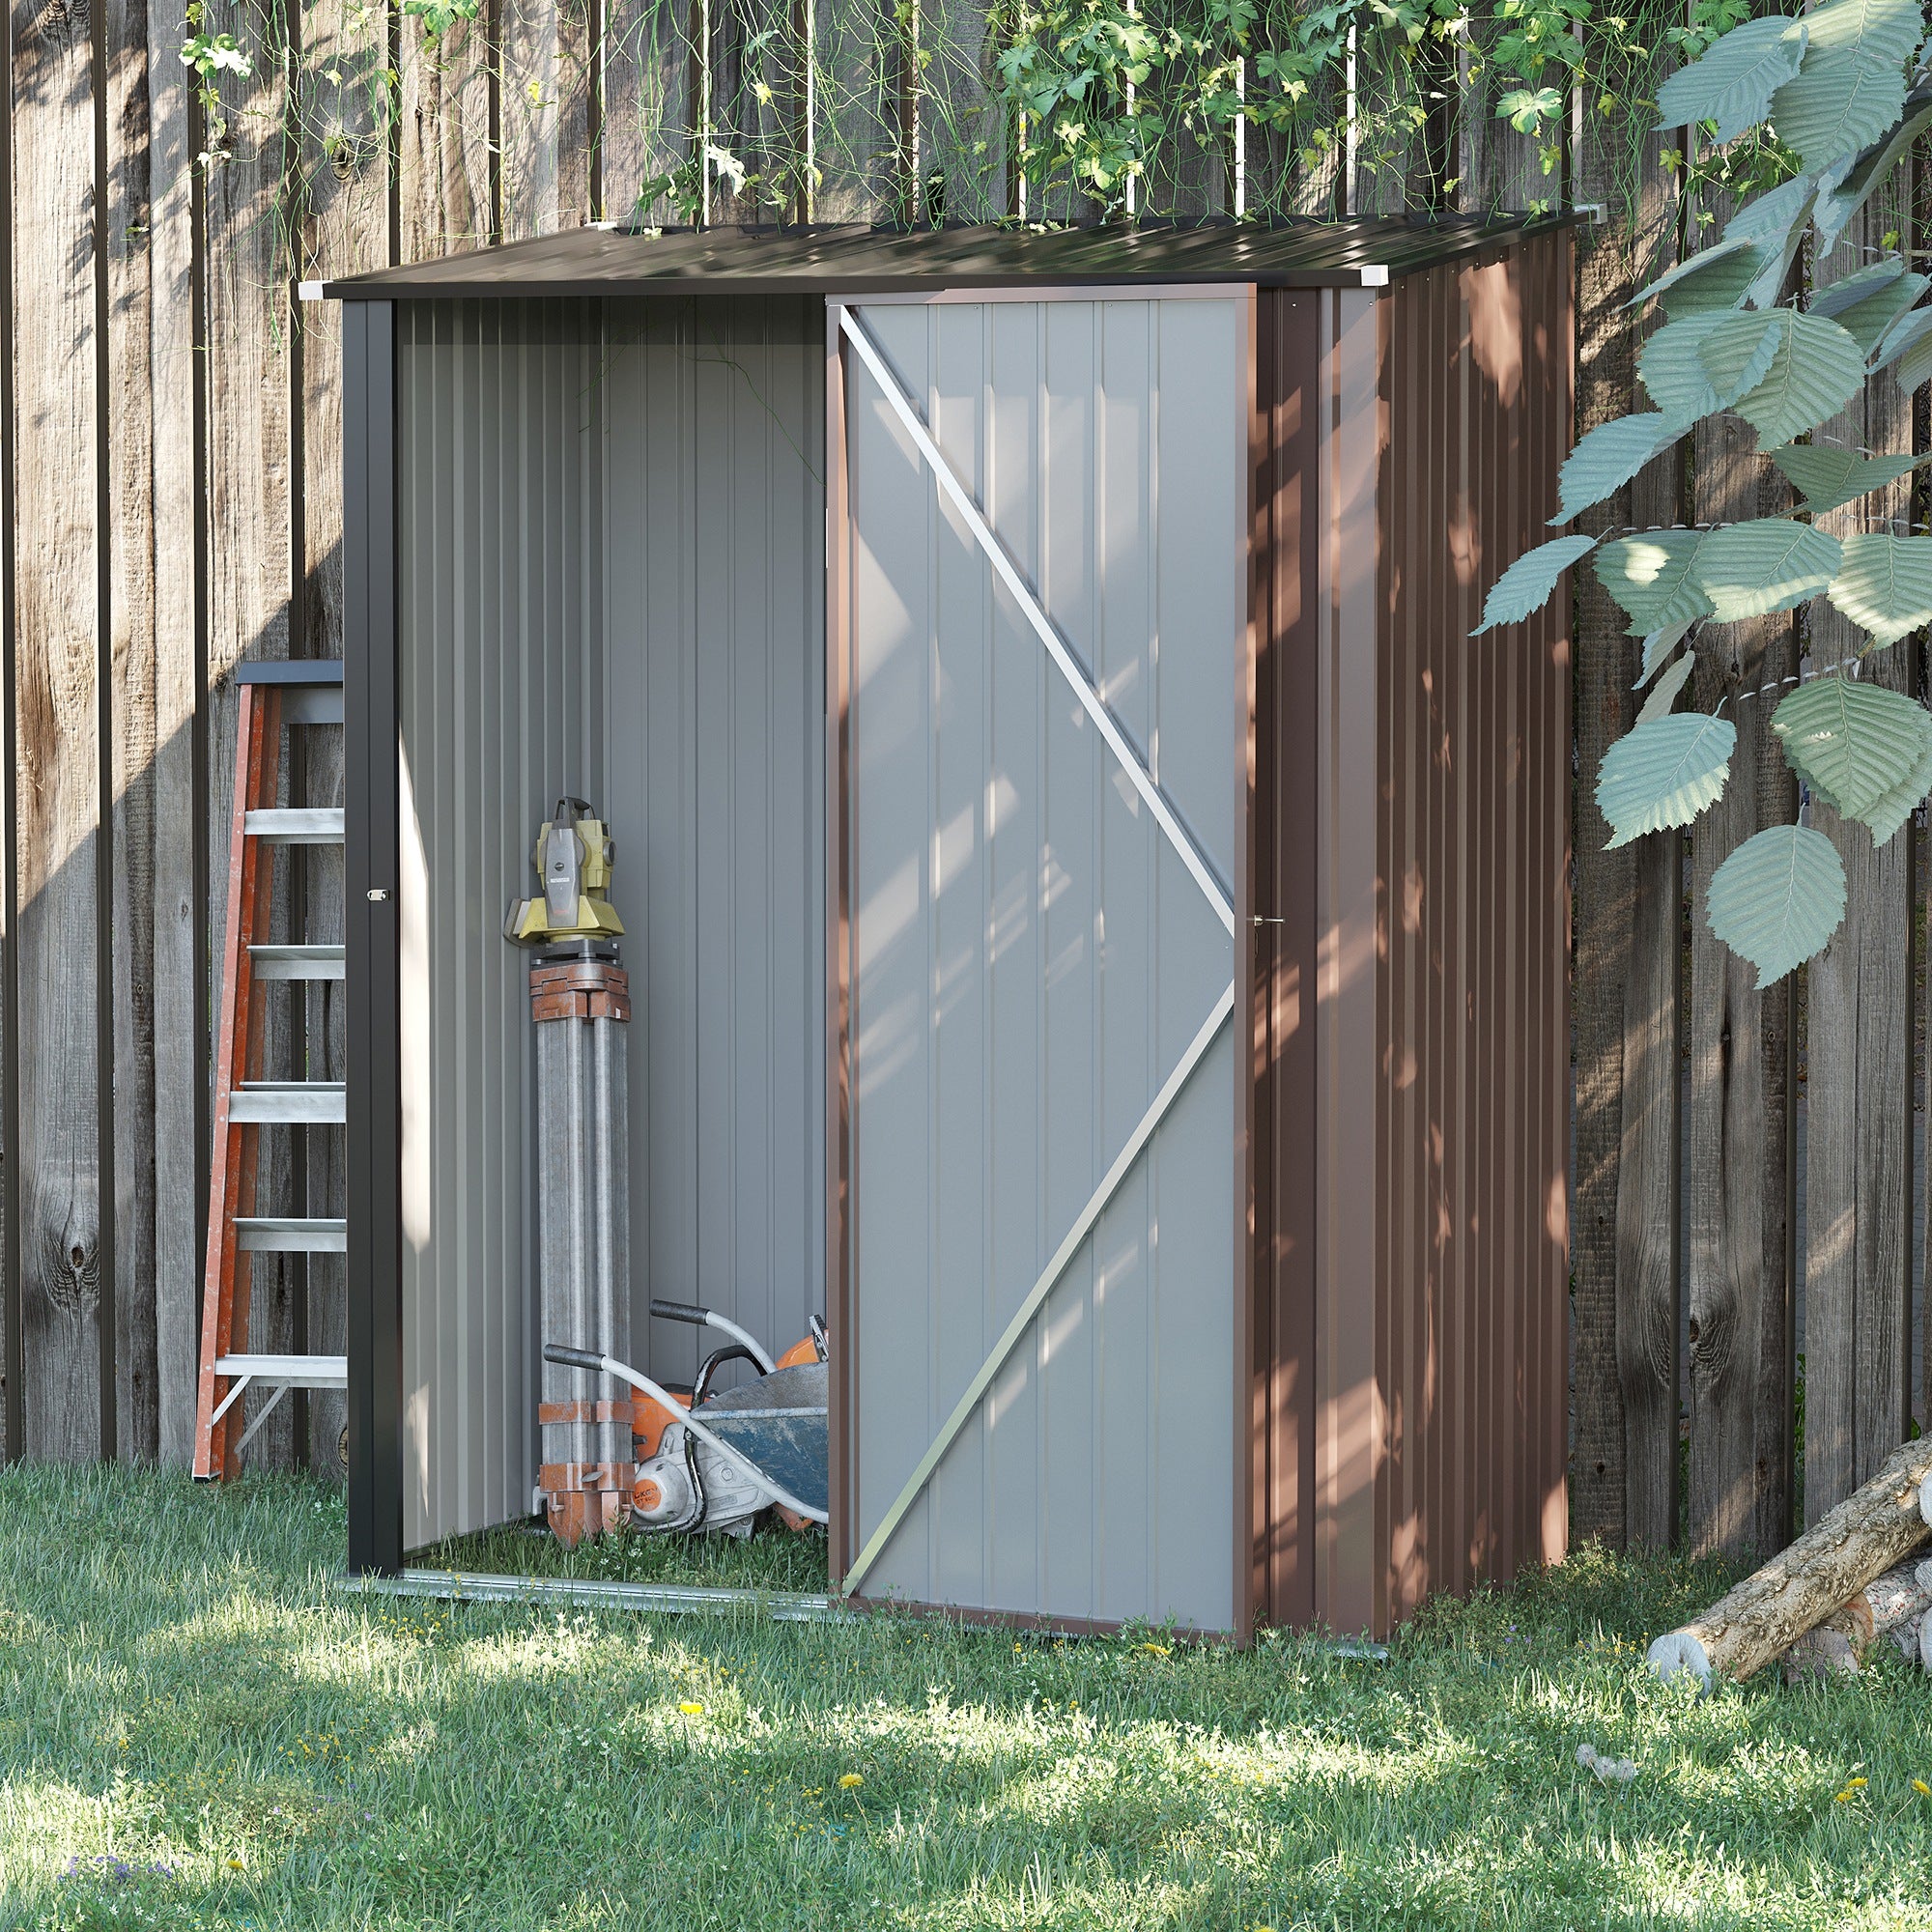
[214,1352,348,1388]
[243,808,344,843]
[235,1216,347,1253]
[209,1353,350,1456]
[249,944,345,980]
[228,1082,346,1124]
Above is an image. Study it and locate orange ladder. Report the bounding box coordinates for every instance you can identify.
[193,663,348,1480]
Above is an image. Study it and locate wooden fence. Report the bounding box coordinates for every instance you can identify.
[0,3,1920,1568]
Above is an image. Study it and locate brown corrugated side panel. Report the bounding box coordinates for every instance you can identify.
[1251,291,1322,1630]
[1255,230,1571,1637]
[1373,230,1573,1629]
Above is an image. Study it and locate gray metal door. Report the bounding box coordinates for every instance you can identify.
[830,289,1250,1631]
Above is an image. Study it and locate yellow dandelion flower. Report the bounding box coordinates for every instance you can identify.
[227,1857,246,1870]
[838,1773,864,1790]
[1138,1641,1171,1657]
[1848,1776,1867,1788]
[1914,1779,1930,1797]
[1834,1790,1854,1803]
[678,1702,704,1716]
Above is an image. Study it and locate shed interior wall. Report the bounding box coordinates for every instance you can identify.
[396,296,826,1548]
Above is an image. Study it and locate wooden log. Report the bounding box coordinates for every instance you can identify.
[14,0,107,1461]
[1803,188,1917,1525]
[1649,1435,1932,1688]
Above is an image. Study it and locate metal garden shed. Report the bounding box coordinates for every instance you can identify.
[329,218,1574,1640]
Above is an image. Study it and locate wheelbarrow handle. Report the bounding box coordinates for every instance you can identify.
[648,1298,711,1326]
[543,1343,605,1372]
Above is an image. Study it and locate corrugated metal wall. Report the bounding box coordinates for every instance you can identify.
[839,295,1244,1630]
[397,295,827,1548]
[1255,235,1571,1637]
[602,298,827,1388]
[1374,241,1572,1626]
[397,299,607,1547]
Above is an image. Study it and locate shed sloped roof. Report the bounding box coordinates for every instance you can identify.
[320,215,1570,299]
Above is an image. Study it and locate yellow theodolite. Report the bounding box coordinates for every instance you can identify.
[503,797,626,946]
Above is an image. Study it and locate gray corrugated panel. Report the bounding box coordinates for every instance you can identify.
[398,299,607,1548]
[602,297,828,1399]
[844,296,1240,1631]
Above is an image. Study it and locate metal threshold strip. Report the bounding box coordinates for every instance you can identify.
[336,1569,855,1624]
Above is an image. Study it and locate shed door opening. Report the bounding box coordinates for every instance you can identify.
[831,292,1250,1632]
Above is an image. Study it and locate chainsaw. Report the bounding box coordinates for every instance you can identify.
[543,1297,828,1539]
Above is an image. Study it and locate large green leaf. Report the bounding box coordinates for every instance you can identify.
[1637,617,1696,687]
[1597,529,1719,635]
[1723,175,1817,309]
[1880,307,1932,392]
[1772,674,1932,815]
[1812,265,1925,354]
[1768,442,1918,514]
[1596,712,1737,847]
[1641,312,1747,424]
[1472,533,1597,636]
[1657,14,1808,141]
[1815,100,1932,247]
[1770,0,1920,169]
[1632,237,1770,319]
[1704,825,1849,986]
[1826,531,1932,644]
[1636,650,1698,726]
[1690,520,1842,620]
[1553,413,1681,521]
[1701,310,1868,448]
[1851,725,1932,841]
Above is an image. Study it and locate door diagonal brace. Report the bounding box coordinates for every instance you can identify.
[840,980,1236,1599]
[836,303,1236,938]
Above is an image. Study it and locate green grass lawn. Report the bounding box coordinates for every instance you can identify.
[3,1464,1932,1929]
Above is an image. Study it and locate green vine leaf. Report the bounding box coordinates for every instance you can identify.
[1636,650,1698,726]
[1597,529,1719,636]
[1655,14,1807,144]
[1724,177,1819,309]
[1826,532,1932,645]
[1704,825,1848,986]
[1769,0,1920,171]
[1772,674,1932,816]
[1471,533,1597,636]
[1700,310,1868,449]
[1553,413,1681,522]
[1597,712,1737,847]
[1768,443,1918,515]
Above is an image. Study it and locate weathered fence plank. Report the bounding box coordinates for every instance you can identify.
[203,15,299,1468]
[13,0,106,1461]
[1804,193,1917,1525]
[502,0,594,238]
[148,0,203,1469]
[1687,395,1796,1564]
[295,0,390,1470]
[398,16,496,259]
[603,0,692,223]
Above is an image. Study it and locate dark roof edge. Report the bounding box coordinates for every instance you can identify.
[310,213,1578,302]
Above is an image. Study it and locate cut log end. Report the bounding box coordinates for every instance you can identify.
[1646,1629,1712,1692]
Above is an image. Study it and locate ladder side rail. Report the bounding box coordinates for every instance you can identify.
[192,686,283,1477]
